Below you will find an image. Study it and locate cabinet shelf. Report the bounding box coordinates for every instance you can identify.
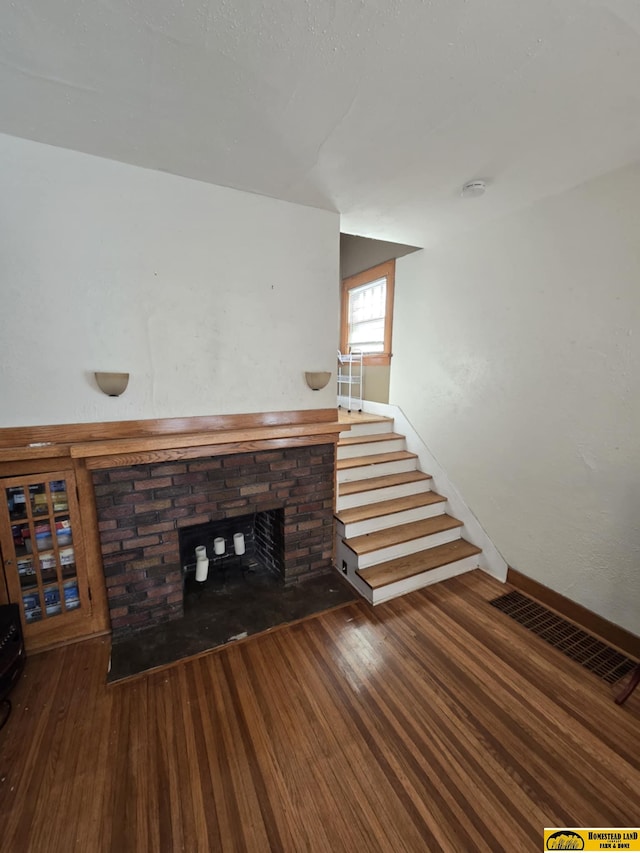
[1,470,90,639]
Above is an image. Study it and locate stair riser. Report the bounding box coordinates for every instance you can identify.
[341,421,393,438]
[354,527,462,569]
[337,502,446,539]
[370,555,480,605]
[337,438,406,460]
[333,559,375,604]
[336,538,365,582]
[338,457,417,483]
[336,479,432,511]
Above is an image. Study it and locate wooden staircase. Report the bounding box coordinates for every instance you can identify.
[335,413,482,604]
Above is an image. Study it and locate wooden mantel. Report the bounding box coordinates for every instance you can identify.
[0,408,343,468]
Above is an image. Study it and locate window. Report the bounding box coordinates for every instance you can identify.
[340,259,395,366]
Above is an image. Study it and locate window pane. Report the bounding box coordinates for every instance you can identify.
[349,318,385,348]
[348,277,387,353]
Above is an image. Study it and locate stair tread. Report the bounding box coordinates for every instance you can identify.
[338,432,404,447]
[338,412,392,425]
[339,470,432,496]
[337,450,417,470]
[336,492,446,524]
[357,540,482,589]
[344,514,463,555]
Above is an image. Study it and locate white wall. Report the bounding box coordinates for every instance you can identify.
[0,134,339,426]
[391,160,640,636]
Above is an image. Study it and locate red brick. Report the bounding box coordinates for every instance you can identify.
[152,485,191,499]
[106,570,146,587]
[127,534,160,549]
[222,454,256,468]
[107,585,127,597]
[109,606,129,619]
[98,504,136,521]
[239,483,269,496]
[151,463,187,476]
[133,499,172,514]
[256,451,284,462]
[94,481,134,497]
[125,557,165,572]
[100,527,135,544]
[174,492,207,507]
[101,541,123,555]
[173,472,208,485]
[133,476,171,491]
[133,577,165,592]
[269,459,298,471]
[176,514,212,528]
[137,520,176,535]
[164,507,191,520]
[144,542,179,557]
[109,468,150,482]
[145,584,175,601]
[188,460,223,472]
[289,548,310,559]
[196,505,225,518]
[225,474,257,488]
[220,498,248,509]
[224,506,255,518]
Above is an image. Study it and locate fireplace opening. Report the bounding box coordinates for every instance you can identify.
[179,509,285,589]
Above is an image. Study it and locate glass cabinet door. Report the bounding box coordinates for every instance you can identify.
[0,471,89,635]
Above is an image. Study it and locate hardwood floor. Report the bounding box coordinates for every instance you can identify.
[1,571,639,852]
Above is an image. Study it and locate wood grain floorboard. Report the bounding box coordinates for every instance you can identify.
[0,571,638,852]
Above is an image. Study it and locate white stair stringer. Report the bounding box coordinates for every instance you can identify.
[357,402,509,584]
[334,412,488,605]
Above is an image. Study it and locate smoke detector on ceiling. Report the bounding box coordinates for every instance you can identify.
[461,180,487,198]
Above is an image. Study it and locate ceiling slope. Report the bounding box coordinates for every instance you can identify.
[2,0,640,244]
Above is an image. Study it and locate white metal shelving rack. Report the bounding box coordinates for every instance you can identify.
[337,350,363,412]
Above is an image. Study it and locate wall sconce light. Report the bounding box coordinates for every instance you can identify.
[304,371,331,391]
[95,372,130,397]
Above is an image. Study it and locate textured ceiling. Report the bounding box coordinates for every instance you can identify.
[2,0,640,245]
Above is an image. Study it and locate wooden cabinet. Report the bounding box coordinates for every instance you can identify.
[0,470,95,649]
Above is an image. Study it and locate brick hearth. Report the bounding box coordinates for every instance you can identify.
[92,443,335,637]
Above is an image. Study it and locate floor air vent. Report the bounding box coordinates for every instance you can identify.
[489,590,636,684]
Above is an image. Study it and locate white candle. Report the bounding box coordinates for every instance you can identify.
[233,532,245,556]
[194,545,209,582]
[214,537,226,555]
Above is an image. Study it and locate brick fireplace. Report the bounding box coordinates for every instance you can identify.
[92,443,335,637]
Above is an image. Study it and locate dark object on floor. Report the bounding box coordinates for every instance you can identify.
[615,663,640,705]
[108,570,357,682]
[0,603,25,730]
[490,590,637,686]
